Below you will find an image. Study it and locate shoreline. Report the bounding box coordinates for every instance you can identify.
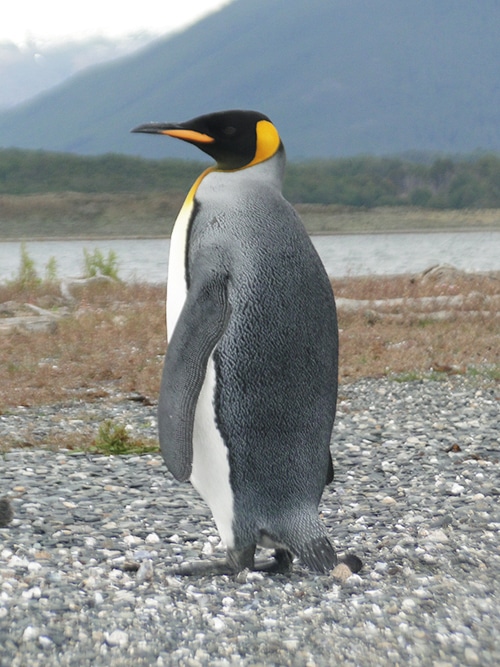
[1,226,499,243]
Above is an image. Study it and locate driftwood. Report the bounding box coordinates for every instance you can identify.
[0,303,63,333]
[335,265,500,321]
[0,266,497,332]
[336,293,500,314]
[0,276,116,333]
[60,275,116,301]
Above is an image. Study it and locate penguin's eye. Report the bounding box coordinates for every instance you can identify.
[223,126,237,136]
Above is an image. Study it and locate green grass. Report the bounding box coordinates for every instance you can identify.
[83,247,120,280]
[89,420,158,456]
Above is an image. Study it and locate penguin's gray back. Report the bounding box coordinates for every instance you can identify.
[186,153,338,554]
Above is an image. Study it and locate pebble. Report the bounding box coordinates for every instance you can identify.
[105,630,129,648]
[0,376,499,666]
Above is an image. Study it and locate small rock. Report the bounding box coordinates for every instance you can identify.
[401,598,417,611]
[22,626,40,642]
[331,562,353,583]
[22,586,42,600]
[105,630,129,648]
[464,647,480,665]
[136,559,154,583]
[39,636,54,649]
[425,529,449,544]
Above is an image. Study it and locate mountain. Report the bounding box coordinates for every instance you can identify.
[0,34,156,110]
[0,0,499,159]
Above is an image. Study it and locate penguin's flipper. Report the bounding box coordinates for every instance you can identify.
[158,272,230,482]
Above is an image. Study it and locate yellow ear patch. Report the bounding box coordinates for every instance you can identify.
[248,120,281,167]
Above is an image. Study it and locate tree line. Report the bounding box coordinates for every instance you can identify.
[0,148,499,208]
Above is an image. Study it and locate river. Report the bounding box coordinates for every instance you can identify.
[0,231,499,284]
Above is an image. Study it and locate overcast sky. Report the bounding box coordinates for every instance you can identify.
[1,0,232,45]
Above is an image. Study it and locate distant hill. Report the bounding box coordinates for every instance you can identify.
[0,0,499,159]
[0,34,155,110]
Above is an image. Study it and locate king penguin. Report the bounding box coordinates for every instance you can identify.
[132,110,360,576]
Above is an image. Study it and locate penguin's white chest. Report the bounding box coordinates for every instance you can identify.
[166,203,190,337]
[166,200,235,549]
[190,357,235,548]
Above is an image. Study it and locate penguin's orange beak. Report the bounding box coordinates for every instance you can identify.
[131,123,214,143]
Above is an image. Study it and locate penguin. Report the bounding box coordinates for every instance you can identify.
[132,110,361,576]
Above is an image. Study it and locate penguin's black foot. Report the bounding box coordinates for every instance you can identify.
[172,558,237,576]
[254,548,294,574]
[172,545,257,576]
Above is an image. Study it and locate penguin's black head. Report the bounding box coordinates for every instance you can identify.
[132,109,282,170]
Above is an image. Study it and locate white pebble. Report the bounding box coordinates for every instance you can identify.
[401,598,417,611]
[209,616,225,631]
[392,545,407,556]
[136,559,154,583]
[374,561,388,572]
[464,647,480,665]
[425,529,449,544]
[22,586,42,600]
[22,626,40,642]
[105,629,129,648]
[450,483,465,495]
[27,561,42,572]
[346,573,363,586]
[8,556,29,568]
[145,532,160,544]
[39,635,53,649]
[202,541,214,555]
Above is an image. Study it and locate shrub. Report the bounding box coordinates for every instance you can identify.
[83,248,120,280]
[13,242,41,288]
[91,419,157,455]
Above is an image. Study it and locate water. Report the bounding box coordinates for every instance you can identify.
[0,231,499,284]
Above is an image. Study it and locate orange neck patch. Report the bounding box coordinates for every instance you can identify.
[247,120,281,167]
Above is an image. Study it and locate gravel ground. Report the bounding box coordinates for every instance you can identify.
[1,377,499,667]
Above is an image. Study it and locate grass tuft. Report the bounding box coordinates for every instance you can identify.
[90,419,158,456]
[83,247,120,280]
